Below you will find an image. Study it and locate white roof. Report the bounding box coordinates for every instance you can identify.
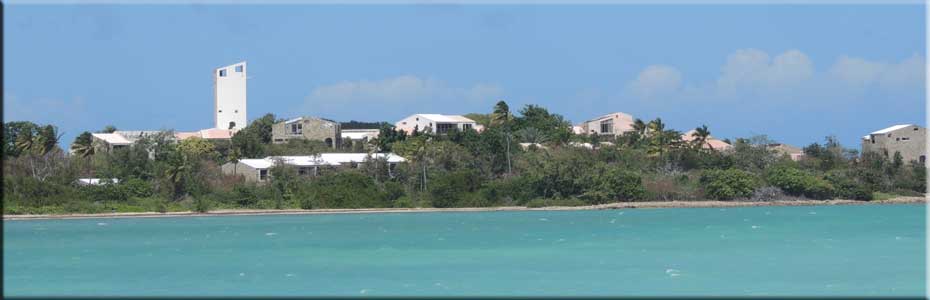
[341,129,380,140]
[76,178,120,185]
[91,133,132,145]
[237,153,406,169]
[871,124,915,134]
[411,114,475,123]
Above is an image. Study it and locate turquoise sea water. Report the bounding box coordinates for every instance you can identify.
[4,204,926,296]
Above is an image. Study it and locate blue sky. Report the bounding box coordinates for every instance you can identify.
[5,4,925,149]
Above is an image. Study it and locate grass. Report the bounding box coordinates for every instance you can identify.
[871,192,897,201]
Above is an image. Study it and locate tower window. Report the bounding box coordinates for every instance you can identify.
[218,110,222,113]
[235,65,244,72]
[219,69,227,77]
[228,122,236,129]
[235,110,238,113]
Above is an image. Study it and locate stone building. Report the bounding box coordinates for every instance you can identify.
[861,124,926,164]
[271,116,341,148]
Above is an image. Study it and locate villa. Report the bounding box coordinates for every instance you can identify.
[680,129,733,151]
[574,112,637,136]
[394,114,482,135]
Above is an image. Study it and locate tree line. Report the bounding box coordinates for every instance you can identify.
[3,101,925,214]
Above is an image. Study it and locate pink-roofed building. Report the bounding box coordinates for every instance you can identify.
[681,129,733,151]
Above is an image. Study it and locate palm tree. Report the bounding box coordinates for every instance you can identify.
[691,125,712,150]
[491,100,512,127]
[516,127,547,144]
[70,132,95,158]
[647,118,665,136]
[632,118,647,136]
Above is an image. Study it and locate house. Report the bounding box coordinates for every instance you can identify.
[769,143,805,161]
[221,153,406,183]
[341,129,380,141]
[91,133,133,153]
[175,128,236,141]
[680,129,733,151]
[575,112,636,136]
[394,114,482,135]
[271,116,341,148]
[861,124,926,164]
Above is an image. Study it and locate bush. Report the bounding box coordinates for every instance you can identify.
[525,198,587,208]
[428,170,482,208]
[122,178,154,198]
[306,171,390,208]
[765,167,835,200]
[699,169,759,200]
[825,171,872,201]
[581,167,645,204]
[232,184,260,207]
[479,176,536,206]
[193,195,212,213]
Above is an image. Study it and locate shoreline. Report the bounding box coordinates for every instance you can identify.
[4,196,925,221]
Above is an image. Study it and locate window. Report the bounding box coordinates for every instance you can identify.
[600,120,613,134]
[290,123,302,135]
[350,162,359,168]
[235,65,244,72]
[298,167,308,176]
[915,127,920,131]
[921,156,926,164]
[234,110,238,113]
[228,122,236,129]
[896,138,900,141]
[902,137,910,141]
[887,134,892,137]
[218,110,222,113]
[436,123,456,134]
[463,123,473,131]
[219,69,227,77]
[259,169,268,181]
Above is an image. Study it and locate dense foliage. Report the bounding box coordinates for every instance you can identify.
[3,102,926,214]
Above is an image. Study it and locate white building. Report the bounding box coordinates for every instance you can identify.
[221,153,407,182]
[341,129,380,141]
[214,61,247,131]
[394,114,481,134]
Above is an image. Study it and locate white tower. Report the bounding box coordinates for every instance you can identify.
[214,61,247,131]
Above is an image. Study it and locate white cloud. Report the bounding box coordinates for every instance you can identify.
[303,75,502,119]
[627,65,682,99]
[829,53,925,92]
[624,49,923,104]
[716,49,814,95]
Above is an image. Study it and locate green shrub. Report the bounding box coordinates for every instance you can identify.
[122,178,153,198]
[479,176,536,205]
[825,171,872,201]
[428,170,482,208]
[581,167,645,204]
[699,169,759,200]
[525,198,587,208]
[306,171,390,208]
[232,184,260,207]
[766,167,835,200]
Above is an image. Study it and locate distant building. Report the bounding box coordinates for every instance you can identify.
[769,143,805,161]
[75,178,120,186]
[271,116,342,148]
[575,112,636,136]
[91,130,166,153]
[175,128,236,141]
[680,129,733,151]
[341,129,380,141]
[861,124,926,164]
[394,114,481,135]
[214,61,247,131]
[222,153,406,183]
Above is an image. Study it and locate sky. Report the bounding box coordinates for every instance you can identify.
[4,4,926,149]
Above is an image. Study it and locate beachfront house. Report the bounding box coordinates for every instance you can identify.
[221,153,406,183]
[394,114,482,135]
[861,124,926,164]
[575,112,637,136]
[271,116,342,148]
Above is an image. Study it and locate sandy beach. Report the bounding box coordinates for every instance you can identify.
[4,196,925,221]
